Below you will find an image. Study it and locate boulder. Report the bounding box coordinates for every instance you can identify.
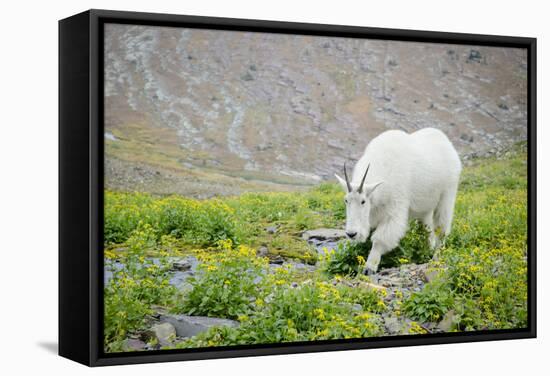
[302,228,347,241]
[159,314,238,338]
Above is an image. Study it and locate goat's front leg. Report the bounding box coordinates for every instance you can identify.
[363,213,408,275]
[363,241,389,275]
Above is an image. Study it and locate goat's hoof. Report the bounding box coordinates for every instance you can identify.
[363,268,376,276]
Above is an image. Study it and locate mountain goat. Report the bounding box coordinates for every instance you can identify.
[335,128,461,274]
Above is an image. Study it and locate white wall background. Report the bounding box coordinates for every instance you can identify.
[0,0,546,374]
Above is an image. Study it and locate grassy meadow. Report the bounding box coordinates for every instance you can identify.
[103,143,527,352]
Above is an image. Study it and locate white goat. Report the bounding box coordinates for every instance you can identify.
[335,128,462,274]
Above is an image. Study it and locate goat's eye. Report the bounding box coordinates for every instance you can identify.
[361,200,366,205]
[344,199,348,204]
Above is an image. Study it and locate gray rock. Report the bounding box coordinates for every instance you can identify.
[351,303,363,312]
[270,255,284,265]
[121,338,147,352]
[257,246,269,257]
[384,316,402,334]
[241,72,254,81]
[160,314,238,338]
[460,133,474,143]
[302,228,347,241]
[436,310,456,332]
[172,259,192,271]
[266,226,277,234]
[148,322,176,345]
[468,49,482,62]
[422,322,438,332]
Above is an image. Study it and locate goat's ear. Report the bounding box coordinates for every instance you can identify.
[334,174,348,192]
[364,181,383,196]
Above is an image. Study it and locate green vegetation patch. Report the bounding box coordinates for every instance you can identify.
[103,143,528,351]
[321,220,434,276]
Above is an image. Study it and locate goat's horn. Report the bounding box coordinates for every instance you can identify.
[343,162,352,192]
[358,164,370,193]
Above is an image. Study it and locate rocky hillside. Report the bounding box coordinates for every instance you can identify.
[104,23,527,196]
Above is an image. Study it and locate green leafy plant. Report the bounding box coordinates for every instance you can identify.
[177,240,269,319]
[176,277,384,348]
[321,222,433,277]
[103,222,176,352]
[402,282,454,322]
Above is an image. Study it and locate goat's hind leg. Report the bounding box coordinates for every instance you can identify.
[431,186,458,260]
[421,210,438,249]
[434,186,458,243]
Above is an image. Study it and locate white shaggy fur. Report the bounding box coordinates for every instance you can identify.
[335,128,461,274]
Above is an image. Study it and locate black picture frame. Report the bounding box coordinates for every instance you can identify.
[59,9,537,367]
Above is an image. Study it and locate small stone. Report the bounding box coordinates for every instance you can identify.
[148,322,176,346]
[270,255,284,265]
[266,226,277,234]
[359,281,387,291]
[351,303,363,312]
[468,49,482,62]
[257,246,269,257]
[291,282,298,288]
[160,314,238,338]
[384,316,401,334]
[121,338,146,352]
[241,72,254,81]
[436,310,456,332]
[460,133,474,143]
[302,228,347,241]
[172,260,192,271]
